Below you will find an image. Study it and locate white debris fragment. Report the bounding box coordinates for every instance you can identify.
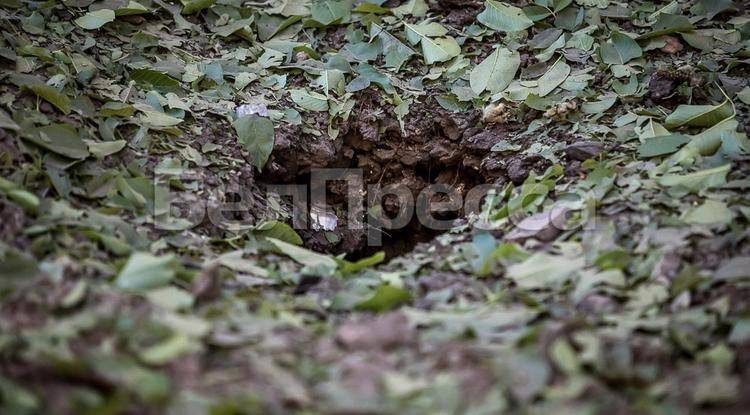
[310,205,338,231]
[235,103,268,118]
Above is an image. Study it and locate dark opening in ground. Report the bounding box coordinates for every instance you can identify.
[257,106,520,260]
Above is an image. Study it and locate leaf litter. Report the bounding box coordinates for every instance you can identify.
[1,0,750,413]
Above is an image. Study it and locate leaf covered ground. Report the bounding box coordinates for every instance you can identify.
[2,0,750,413]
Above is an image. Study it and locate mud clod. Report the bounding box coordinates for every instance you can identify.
[565,141,604,161]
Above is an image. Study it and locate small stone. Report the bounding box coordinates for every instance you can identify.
[506,158,532,184]
[235,103,268,118]
[463,131,498,153]
[565,141,604,161]
[505,208,566,242]
[660,36,683,54]
[310,204,338,231]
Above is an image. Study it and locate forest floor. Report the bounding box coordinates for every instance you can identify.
[2,0,750,414]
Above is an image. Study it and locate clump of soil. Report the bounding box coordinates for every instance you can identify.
[648,66,703,103]
[431,0,485,27]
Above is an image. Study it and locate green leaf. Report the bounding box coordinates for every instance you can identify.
[600,31,642,65]
[180,0,214,14]
[470,232,498,276]
[419,36,460,64]
[682,118,739,157]
[115,176,147,208]
[355,284,412,312]
[524,5,552,21]
[290,89,329,111]
[536,57,570,97]
[267,238,338,269]
[737,87,750,105]
[469,47,520,95]
[506,252,584,289]
[314,69,345,97]
[115,252,176,291]
[404,22,460,64]
[88,355,170,402]
[17,45,54,62]
[145,286,194,311]
[257,14,303,41]
[639,13,693,39]
[26,124,89,159]
[100,101,135,117]
[130,69,180,91]
[637,134,690,158]
[212,17,254,37]
[681,200,733,226]
[477,0,534,32]
[233,115,275,170]
[95,232,132,256]
[139,334,194,365]
[371,23,415,69]
[75,9,116,30]
[581,94,617,114]
[137,106,183,127]
[311,0,352,25]
[658,164,731,193]
[404,22,448,44]
[338,251,386,274]
[664,100,734,129]
[352,3,389,14]
[113,1,150,16]
[347,64,395,94]
[636,118,670,140]
[550,339,581,373]
[7,189,39,212]
[0,109,19,131]
[0,250,39,285]
[29,84,71,114]
[86,140,127,158]
[692,0,733,19]
[254,221,302,245]
[392,0,428,17]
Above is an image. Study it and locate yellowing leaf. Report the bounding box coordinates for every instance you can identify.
[355,284,412,312]
[29,84,70,114]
